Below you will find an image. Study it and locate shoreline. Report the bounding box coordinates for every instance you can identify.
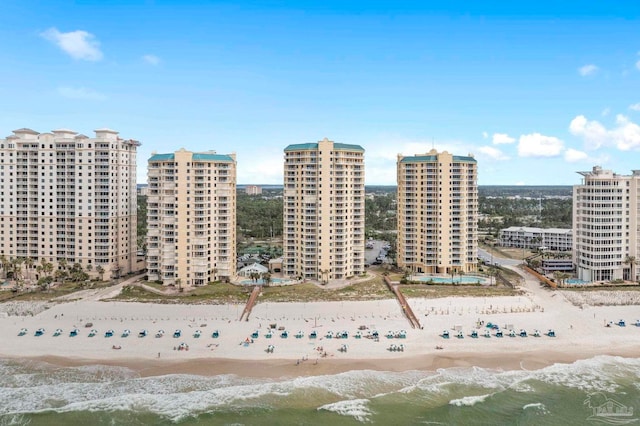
[8,346,640,379]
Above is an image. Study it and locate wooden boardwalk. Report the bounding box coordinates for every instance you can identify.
[383,276,421,329]
[239,285,261,321]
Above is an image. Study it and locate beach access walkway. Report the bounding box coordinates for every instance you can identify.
[239,285,260,322]
[384,276,421,329]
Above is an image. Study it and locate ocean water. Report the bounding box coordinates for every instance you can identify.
[1,356,639,425]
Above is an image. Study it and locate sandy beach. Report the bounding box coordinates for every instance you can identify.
[3,278,640,378]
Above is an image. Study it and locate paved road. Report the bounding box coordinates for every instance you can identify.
[478,248,522,267]
[365,239,390,266]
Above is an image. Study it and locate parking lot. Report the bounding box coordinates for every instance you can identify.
[365,239,391,266]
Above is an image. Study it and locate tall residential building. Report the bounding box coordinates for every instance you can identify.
[146,149,236,286]
[245,185,262,195]
[283,138,365,281]
[0,128,140,280]
[397,149,478,274]
[573,166,640,282]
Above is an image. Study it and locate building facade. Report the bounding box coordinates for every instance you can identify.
[283,138,365,281]
[397,149,478,274]
[499,226,572,252]
[146,149,236,286]
[0,128,140,280]
[573,166,640,282]
[245,185,262,195]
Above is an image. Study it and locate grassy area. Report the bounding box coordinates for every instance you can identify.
[399,284,522,298]
[479,242,534,260]
[0,280,111,302]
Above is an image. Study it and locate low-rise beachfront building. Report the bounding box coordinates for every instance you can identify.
[0,128,141,280]
[146,149,236,286]
[283,138,365,281]
[499,226,572,251]
[396,149,478,274]
[573,166,640,282]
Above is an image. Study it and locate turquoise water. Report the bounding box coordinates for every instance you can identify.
[566,279,590,285]
[239,278,292,285]
[2,356,639,425]
[415,276,486,284]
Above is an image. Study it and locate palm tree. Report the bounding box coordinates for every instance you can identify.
[24,257,34,282]
[95,265,105,281]
[320,269,330,285]
[261,272,272,287]
[624,255,637,282]
[0,255,7,279]
[175,278,183,292]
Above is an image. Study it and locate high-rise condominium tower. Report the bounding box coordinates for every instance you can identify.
[283,138,365,281]
[573,166,640,282]
[146,149,236,286]
[396,149,478,274]
[0,128,140,280]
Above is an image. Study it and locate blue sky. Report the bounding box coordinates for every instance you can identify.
[2,1,640,185]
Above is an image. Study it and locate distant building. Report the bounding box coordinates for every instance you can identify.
[0,128,141,280]
[283,138,365,281]
[137,184,149,196]
[245,185,262,195]
[396,149,478,274]
[573,166,640,282]
[499,226,572,251]
[146,149,236,286]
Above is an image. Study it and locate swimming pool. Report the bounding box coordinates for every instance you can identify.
[239,278,293,285]
[565,278,590,285]
[414,276,487,284]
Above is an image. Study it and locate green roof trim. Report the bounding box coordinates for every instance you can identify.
[284,142,364,152]
[400,155,476,163]
[149,153,234,162]
[148,153,175,161]
[192,153,234,162]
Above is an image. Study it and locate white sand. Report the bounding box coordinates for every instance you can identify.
[2,292,640,372]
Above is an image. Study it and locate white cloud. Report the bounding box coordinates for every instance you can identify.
[492,133,515,145]
[517,133,564,157]
[569,114,640,151]
[41,28,103,61]
[629,103,640,111]
[578,64,598,76]
[564,148,588,162]
[482,131,488,139]
[601,107,611,116]
[57,86,106,101]
[636,59,640,71]
[478,146,509,161]
[142,54,160,65]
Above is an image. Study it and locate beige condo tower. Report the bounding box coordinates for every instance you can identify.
[573,166,640,282]
[0,128,141,280]
[146,149,236,286]
[397,149,478,274]
[283,138,365,282]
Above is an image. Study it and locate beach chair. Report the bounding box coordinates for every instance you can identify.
[35,328,45,337]
[212,330,220,338]
[53,328,62,337]
[520,329,528,337]
[386,331,394,339]
[325,331,333,339]
[456,331,464,339]
[442,330,450,339]
[265,331,272,338]
[533,329,541,337]
[193,330,201,338]
[70,328,79,337]
[280,331,288,338]
[18,328,27,336]
[483,329,491,338]
[508,330,516,338]
[618,320,626,327]
[88,329,97,337]
[295,331,304,339]
[470,330,478,338]
[251,331,259,339]
[121,329,131,338]
[495,330,503,338]
[398,344,404,352]
[173,330,181,338]
[354,331,362,339]
[635,320,640,327]
[309,330,317,339]
[138,329,147,338]
[155,330,165,338]
[546,329,556,337]
[105,330,114,338]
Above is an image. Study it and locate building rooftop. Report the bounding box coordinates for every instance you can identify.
[284,142,365,152]
[400,154,477,163]
[149,152,235,162]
